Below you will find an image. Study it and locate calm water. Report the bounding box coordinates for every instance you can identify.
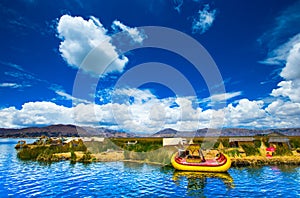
[0,139,300,197]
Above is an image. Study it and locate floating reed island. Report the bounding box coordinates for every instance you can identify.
[15,135,300,167]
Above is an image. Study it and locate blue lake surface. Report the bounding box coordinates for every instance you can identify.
[0,138,300,197]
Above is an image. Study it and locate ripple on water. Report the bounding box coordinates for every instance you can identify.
[1,140,300,197]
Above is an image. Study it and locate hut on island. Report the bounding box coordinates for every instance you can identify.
[163,138,187,147]
[126,140,138,145]
[229,137,255,148]
[268,137,291,149]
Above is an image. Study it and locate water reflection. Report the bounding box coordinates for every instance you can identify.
[270,165,299,173]
[172,171,234,197]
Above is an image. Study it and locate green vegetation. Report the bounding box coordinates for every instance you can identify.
[124,147,176,165]
[290,138,300,149]
[70,150,76,163]
[241,144,260,156]
[213,141,220,149]
[110,138,174,165]
[84,139,120,153]
[16,136,300,165]
[79,151,92,163]
[110,138,163,152]
[17,146,49,160]
[224,149,240,157]
[274,146,293,156]
[254,140,261,148]
[220,138,230,148]
[262,138,270,148]
[17,139,87,162]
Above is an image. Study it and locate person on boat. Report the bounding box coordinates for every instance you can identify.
[199,149,206,162]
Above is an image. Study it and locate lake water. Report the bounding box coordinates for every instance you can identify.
[0,139,299,197]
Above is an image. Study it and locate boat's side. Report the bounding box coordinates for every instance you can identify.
[171,153,231,172]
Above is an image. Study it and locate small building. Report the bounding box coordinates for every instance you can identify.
[81,137,105,142]
[268,137,291,149]
[63,137,80,144]
[163,138,187,147]
[229,137,255,147]
[126,140,138,145]
[91,137,105,142]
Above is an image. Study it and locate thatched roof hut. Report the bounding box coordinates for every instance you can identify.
[268,137,289,143]
[268,137,291,149]
[229,137,255,147]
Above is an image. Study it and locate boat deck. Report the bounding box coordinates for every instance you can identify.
[175,154,227,167]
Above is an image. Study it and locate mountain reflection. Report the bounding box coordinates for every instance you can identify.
[172,171,234,197]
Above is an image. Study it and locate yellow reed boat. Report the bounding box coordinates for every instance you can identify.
[171,145,231,172]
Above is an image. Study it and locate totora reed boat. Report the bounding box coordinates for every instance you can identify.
[171,144,231,172]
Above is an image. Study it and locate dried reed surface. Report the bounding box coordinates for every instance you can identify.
[230,156,300,167]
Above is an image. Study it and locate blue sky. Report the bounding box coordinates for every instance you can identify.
[0,0,300,133]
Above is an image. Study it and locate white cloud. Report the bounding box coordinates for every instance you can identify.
[192,4,216,34]
[110,88,156,104]
[280,42,300,80]
[1,89,300,132]
[226,99,266,126]
[255,3,300,129]
[55,90,91,105]
[266,99,300,117]
[57,15,130,76]
[0,107,18,128]
[256,2,300,129]
[0,83,22,88]
[111,20,145,43]
[0,82,30,89]
[200,91,242,106]
[0,61,24,71]
[271,80,300,102]
[0,102,73,128]
[265,99,300,128]
[211,91,241,101]
[258,1,300,56]
[261,33,300,65]
[269,36,300,103]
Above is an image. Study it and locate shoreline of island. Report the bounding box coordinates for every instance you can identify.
[14,136,300,168]
[29,150,300,167]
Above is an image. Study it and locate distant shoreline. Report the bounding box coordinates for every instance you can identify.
[2,124,300,138]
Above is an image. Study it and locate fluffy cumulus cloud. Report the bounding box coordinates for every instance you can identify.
[0,107,18,128]
[280,42,300,80]
[192,4,216,34]
[57,15,144,76]
[0,102,73,128]
[257,3,300,129]
[266,42,300,125]
[0,89,220,132]
[226,99,266,127]
[1,86,300,132]
[269,35,300,103]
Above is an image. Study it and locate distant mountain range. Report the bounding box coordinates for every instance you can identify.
[152,128,300,137]
[0,124,300,138]
[0,124,135,138]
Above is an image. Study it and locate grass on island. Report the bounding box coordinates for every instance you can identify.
[16,136,300,166]
[17,139,92,163]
